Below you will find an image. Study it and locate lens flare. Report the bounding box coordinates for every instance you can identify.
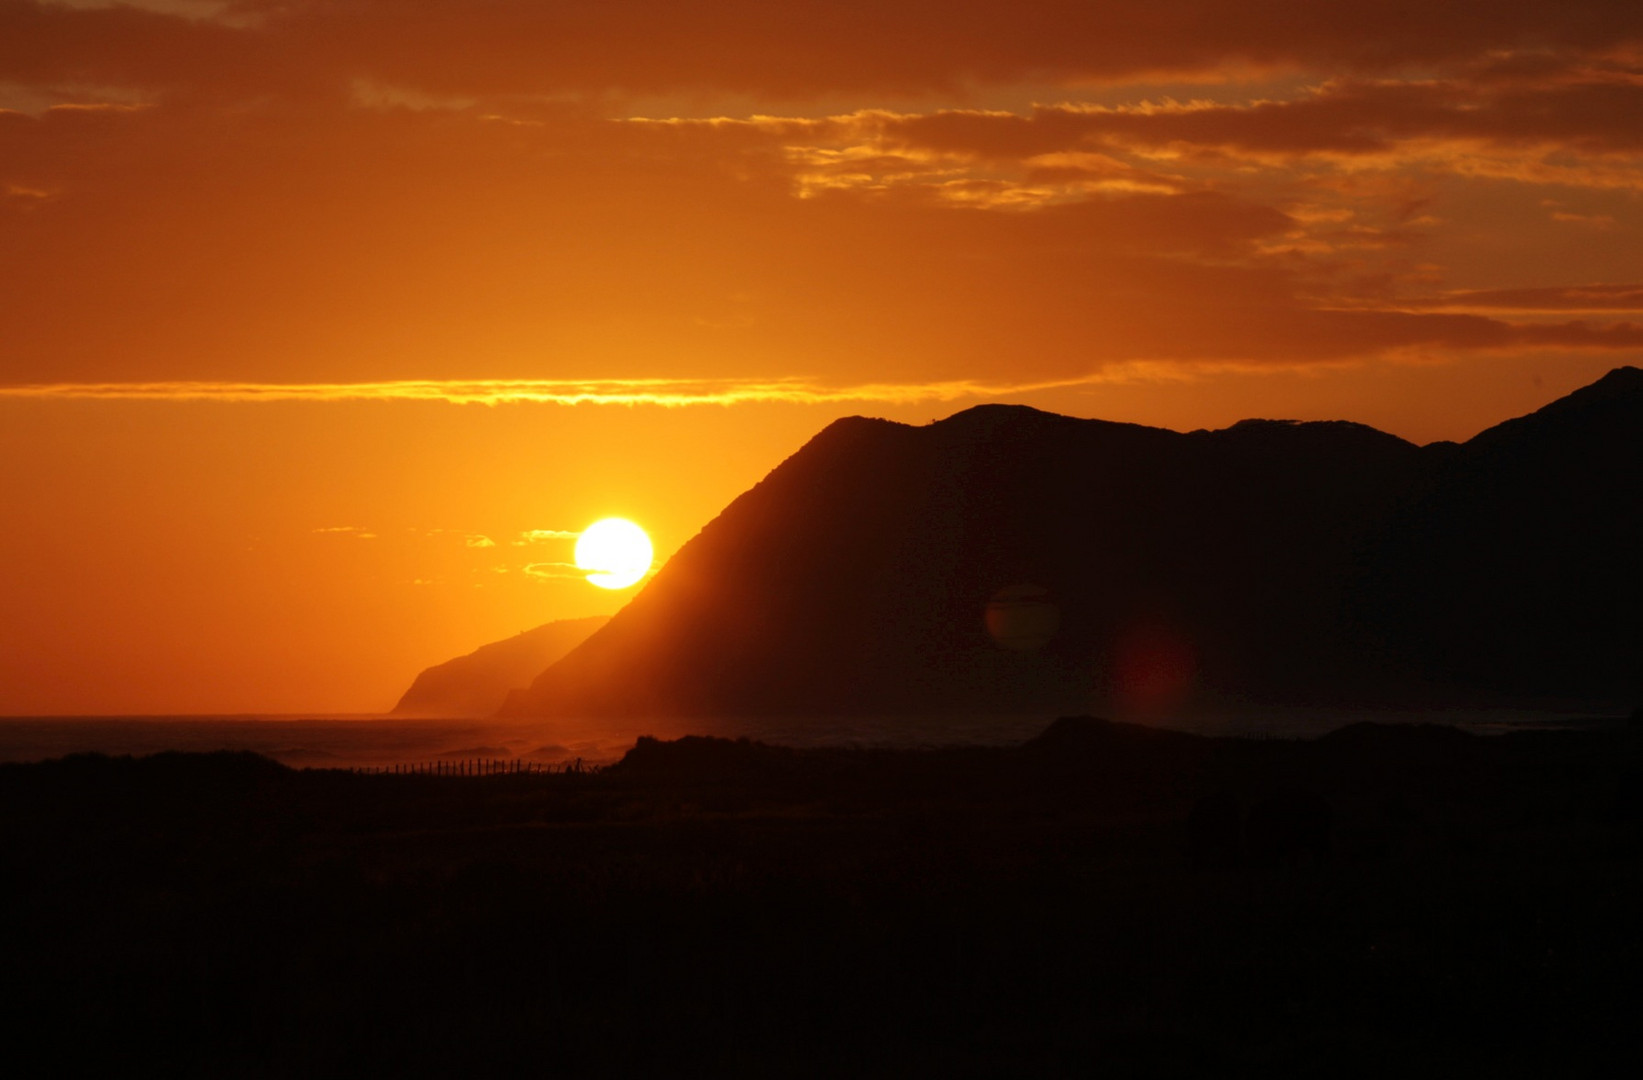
[985,584,1060,651]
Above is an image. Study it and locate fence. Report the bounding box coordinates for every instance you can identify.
[349,758,600,777]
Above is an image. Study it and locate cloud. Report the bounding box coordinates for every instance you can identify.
[868,71,1643,184]
[463,534,495,548]
[312,525,376,538]
[1402,284,1643,314]
[0,0,290,99]
[6,1,1641,101]
[523,562,583,581]
[0,374,1204,405]
[1550,210,1618,228]
[3,313,1640,410]
[2,8,1640,391]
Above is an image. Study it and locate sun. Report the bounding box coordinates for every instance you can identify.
[574,518,654,590]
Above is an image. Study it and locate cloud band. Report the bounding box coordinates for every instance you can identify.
[0,374,1154,406]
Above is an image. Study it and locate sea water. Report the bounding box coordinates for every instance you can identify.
[0,706,1618,769]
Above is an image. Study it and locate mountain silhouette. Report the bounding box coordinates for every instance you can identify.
[1352,366,1643,706]
[502,369,1642,719]
[391,616,608,716]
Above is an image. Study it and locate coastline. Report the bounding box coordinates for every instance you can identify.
[0,705,1624,769]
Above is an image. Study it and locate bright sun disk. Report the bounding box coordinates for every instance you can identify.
[574,518,654,589]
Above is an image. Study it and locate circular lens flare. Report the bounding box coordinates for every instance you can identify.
[985,584,1059,652]
[574,518,654,589]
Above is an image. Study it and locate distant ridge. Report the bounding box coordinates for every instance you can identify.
[391,616,608,717]
[502,368,1642,720]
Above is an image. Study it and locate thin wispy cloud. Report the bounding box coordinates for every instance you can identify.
[525,561,660,584]
[4,340,1641,409]
[523,562,584,581]
[1398,284,1643,315]
[0,374,1160,406]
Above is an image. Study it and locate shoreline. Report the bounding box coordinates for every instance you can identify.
[0,704,1628,770]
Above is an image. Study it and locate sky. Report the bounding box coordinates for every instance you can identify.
[2,0,1641,714]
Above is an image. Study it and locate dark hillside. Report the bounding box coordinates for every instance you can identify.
[508,400,1444,717]
[504,368,1641,720]
[1355,366,1643,704]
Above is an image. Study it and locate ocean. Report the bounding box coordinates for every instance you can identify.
[0,706,1620,770]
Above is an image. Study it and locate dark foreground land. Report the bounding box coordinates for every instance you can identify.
[5,717,1643,1077]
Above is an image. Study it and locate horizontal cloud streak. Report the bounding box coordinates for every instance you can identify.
[0,375,1153,405]
[4,330,1641,407]
[1403,284,1643,314]
[523,562,586,581]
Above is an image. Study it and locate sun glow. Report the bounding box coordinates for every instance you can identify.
[574,518,654,590]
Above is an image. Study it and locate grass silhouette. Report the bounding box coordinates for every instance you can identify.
[4,717,1641,1076]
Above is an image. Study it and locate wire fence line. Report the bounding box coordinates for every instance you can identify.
[347,758,602,777]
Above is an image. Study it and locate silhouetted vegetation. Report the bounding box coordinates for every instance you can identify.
[5,717,1642,1075]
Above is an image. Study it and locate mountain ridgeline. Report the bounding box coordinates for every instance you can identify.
[501,368,1643,719]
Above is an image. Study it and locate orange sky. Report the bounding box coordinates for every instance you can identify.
[2,0,1641,714]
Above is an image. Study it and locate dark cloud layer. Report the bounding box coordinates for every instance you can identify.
[1,0,1640,388]
[3,0,1642,100]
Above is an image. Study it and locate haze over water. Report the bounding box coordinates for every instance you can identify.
[1,708,1616,770]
